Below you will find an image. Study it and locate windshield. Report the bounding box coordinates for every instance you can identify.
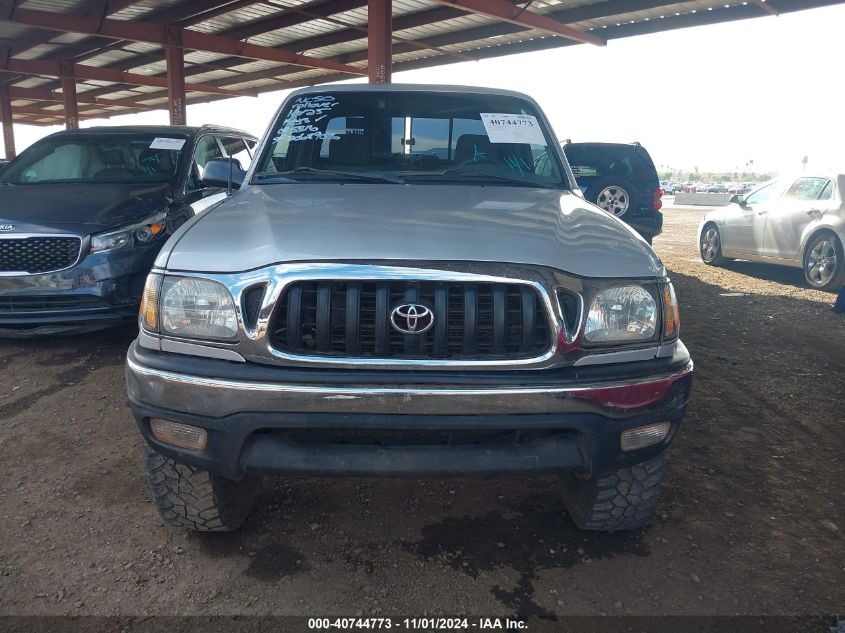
[254,90,567,188]
[0,133,188,185]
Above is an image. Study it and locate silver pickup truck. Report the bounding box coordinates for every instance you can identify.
[125,84,693,533]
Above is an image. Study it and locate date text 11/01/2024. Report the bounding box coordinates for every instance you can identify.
[308,618,528,630]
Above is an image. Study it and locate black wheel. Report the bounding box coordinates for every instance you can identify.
[585,176,637,218]
[700,222,726,266]
[803,231,844,291]
[561,453,666,532]
[145,447,260,532]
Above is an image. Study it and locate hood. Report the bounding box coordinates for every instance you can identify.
[163,184,665,278]
[0,182,173,236]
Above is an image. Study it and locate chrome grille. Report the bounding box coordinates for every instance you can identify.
[0,237,82,274]
[270,280,552,360]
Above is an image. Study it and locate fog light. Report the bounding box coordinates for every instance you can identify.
[620,421,671,452]
[150,419,207,451]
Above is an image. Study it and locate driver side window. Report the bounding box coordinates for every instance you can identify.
[188,136,224,190]
[745,182,779,206]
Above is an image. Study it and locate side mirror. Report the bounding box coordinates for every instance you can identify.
[201,159,246,189]
[730,194,747,206]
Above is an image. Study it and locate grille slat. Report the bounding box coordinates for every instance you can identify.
[315,283,331,352]
[463,284,477,355]
[285,285,302,348]
[0,237,82,274]
[271,279,551,361]
[375,283,390,355]
[521,287,536,353]
[345,283,361,355]
[434,284,448,356]
[492,285,506,354]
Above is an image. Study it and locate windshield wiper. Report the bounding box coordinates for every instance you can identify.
[405,168,542,187]
[255,168,404,184]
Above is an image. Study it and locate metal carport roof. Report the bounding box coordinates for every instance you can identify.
[0,0,842,150]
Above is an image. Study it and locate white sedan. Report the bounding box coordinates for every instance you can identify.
[698,174,845,290]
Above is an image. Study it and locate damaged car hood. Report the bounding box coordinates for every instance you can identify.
[0,182,173,235]
[161,184,665,278]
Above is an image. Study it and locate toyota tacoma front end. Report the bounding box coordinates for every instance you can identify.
[125,85,693,533]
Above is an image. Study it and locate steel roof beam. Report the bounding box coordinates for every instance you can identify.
[0,0,141,61]
[221,0,368,41]
[0,4,367,76]
[8,98,148,121]
[749,0,780,15]
[28,0,373,103]
[6,86,158,109]
[52,0,267,69]
[431,0,605,46]
[545,0,698,24]
[149,0,263,25]
[0,59,254,97]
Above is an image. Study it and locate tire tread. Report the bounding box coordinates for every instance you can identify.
[145,447,258,532]
[561,453,667,532]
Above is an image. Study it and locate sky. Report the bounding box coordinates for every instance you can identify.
[7,3,845,175]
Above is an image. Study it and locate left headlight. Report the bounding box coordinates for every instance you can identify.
[159,276,239,341]
[90,215,166,253]
[584,285,658,344]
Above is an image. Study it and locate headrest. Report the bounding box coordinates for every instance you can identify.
[328,134,370,166]
[453,134,496,165]
[100,147,126,167]
[138,148,175,175]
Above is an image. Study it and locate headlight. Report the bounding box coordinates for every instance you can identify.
[160,276,238,340]
[90,215,166,253]
[584,285,657,343]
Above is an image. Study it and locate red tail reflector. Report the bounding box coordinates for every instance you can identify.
[652,187,664,212]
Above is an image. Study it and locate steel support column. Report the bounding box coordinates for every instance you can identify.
[60,72,79,130]
[165,44,187,125]
[367,0,392,83]
[0,84,15,159]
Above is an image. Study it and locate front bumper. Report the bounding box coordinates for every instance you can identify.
[0,246,158,337]
[126,341,693,479]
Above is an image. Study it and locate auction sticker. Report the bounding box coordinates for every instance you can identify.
[149,137,186,151]
[480,113,545,145]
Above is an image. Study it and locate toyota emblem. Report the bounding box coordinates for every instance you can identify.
[390,303,434,335]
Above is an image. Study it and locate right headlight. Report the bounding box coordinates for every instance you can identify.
[90,214,166,253]
[141,275,239,341]
[583,285,658,344]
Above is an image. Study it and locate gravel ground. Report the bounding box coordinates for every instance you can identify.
[0,207,843,621]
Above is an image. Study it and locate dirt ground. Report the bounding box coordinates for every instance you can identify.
[0,206,843,621]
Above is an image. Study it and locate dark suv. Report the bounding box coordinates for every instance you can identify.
[562,141,664,244]
[0,124,256,337]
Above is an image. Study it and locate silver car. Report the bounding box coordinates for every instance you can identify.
[699,175,845,290]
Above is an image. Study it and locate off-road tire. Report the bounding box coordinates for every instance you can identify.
[561,453,666,532]
[145,447,259,532]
